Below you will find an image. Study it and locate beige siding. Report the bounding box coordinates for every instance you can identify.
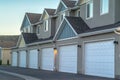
[2,48,11,64]
[19,37,26,48]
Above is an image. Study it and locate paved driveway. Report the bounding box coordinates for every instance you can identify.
[0,71,25,80]
[0,66,118,80]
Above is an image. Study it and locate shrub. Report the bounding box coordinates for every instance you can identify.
[0,60,2,65]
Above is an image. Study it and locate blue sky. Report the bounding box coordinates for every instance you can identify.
[0,0,59,35]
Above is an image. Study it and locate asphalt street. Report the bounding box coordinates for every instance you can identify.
[0,72,25,80]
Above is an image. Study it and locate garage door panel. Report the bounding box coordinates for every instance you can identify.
[29,50,38,69]
[41,48,54,71]
[59,45,77,73]
[12,52,17,66]
[85,40,114,78]
[19,51,26,67]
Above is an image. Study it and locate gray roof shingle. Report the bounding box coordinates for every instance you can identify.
[66,16,120,34]
[26,13,42,24]
[62,0,77,8]
[45,9,56,15]
[66,16,90,34]
[22,33,53,44]
[0,36,19,48]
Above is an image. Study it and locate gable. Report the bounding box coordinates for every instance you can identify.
[57,2,67,13]
[58,23,76,40]
[18,36,26,48]
[22,16,30,28]
[41,11,49,20]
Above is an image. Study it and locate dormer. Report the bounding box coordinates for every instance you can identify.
[37,9,56,39]
[20,13,41,33]
[55,0,77,29]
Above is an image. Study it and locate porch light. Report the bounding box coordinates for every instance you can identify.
[54,48,58,55]
[114,27,120,34]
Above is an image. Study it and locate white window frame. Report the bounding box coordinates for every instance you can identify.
[100,0,109,15]
[77,10,80,17]
[44,20,48,32]
[61,12,65,21]
[37,25,40,34]
[86,0,93,19]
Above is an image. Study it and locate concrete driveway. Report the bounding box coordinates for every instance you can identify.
[0,71,25,80]
[0,66,118,80]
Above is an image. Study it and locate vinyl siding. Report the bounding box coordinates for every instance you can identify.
[58,23,76,40]
[58,3,66,12]
[22,16,30,28]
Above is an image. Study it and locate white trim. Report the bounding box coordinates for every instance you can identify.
[57,42,78,47]
[26,14,32,25]
[65,18,78,35]
[55,0,67,14]
[78,28,115,37]
[40,9,49,21]
[83,38,115,44]
[53,18,65,40]
[77,9,80,17]
[100,0,109,16]
[53,17,78,41]
[44,20,49,32]
[86,0,93,19]
[26,40,53,46]
[82,38,115,75]
[57,36,78,41]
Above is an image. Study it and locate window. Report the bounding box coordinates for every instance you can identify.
[77,10,80,17]
[86,0,93,19]
[61,12,65,21]
[100,0,109,15]
[37,25,40,34]
[44,20,48,32]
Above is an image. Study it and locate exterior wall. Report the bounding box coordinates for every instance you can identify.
[56,37,80,72]
[58,23,76,40]
[115,0,120,23]
[37,18,52,39]
[2,48,11,64]
[19,37,26,48]
[80,0,115,28]
[79,32,120,78]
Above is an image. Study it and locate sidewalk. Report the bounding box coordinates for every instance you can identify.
[0,66,117,80]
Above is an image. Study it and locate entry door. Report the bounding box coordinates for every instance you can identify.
[29,49,38,69]
[19,51,26,67]
[59,45,77,73]
[85,40,115,78]
[12,52,17,66]
[41,48,54,71]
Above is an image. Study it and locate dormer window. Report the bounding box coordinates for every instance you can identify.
[61,12,65,21]
[100,0,109,15]
[86,0,93,19]
[77,10,80,17]
[37,25,40,34]
[44,20,48,32]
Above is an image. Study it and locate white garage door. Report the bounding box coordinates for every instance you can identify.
[85,40,115,78]
[12,52,17,66]
[19,51,26,67]
[41,48,54,71]
[29,49,38,69]
[59,45,77,73]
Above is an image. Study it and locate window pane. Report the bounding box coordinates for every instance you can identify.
[86,0,93,18]
[101,0,109,14]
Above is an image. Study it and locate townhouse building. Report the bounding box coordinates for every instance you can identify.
[11,0,120,79]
